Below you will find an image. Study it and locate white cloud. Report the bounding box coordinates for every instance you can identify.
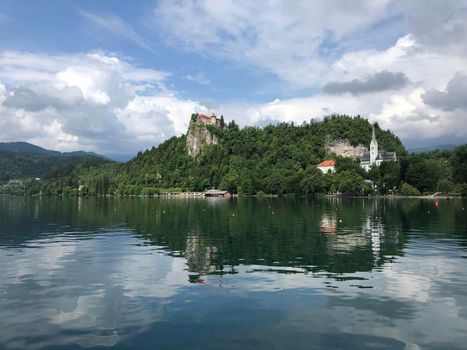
[394,0,467,56]
[422,72,467,111]
[329,35,467,89]
[0,51,207,157]
[212,32,467,143]
[154,0,392,87]
[118,94,208,138]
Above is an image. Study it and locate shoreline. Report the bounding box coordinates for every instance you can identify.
[324,194,462,199]
[0,193,463,199]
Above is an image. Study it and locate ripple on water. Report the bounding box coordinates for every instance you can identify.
[0,197,467,349]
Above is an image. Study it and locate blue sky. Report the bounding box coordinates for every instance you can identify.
[0,0,466,159]
[0,0,283,103]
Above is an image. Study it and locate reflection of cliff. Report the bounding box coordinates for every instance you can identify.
[185,233,218,282]
[119,197,409,275]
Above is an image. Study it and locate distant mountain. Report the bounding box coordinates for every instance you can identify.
[0,142,104,158]
[408,144,458,153]
[0,142,111,182]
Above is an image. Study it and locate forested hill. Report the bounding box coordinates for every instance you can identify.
[23,114,421,196]
[122,115,405,192]
[0,142,110,182]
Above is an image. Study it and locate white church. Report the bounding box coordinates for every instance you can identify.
[360,125,397,171]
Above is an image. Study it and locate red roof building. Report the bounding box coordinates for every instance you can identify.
[194,113,219,126]
[317,160,336,173]
[317,160,336,167]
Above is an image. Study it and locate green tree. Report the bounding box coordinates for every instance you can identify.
[299,166,323,194]
[399,182,420,196]
[450,145,467,183]
[437,179,454,194]
[336,170,368,194]
[380,161,400,193]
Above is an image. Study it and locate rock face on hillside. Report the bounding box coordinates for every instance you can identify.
[187,124,218,157]
[326,139,366,159]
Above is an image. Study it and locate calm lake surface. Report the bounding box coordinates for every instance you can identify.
[0,196,466,350]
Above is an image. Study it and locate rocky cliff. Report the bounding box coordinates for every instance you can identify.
[186,123,218,157]
[326,139,366,159]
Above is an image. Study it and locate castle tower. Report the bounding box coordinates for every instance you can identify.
[210,112,217,125]
[369,124,378,165]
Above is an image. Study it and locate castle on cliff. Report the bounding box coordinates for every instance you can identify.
[191,112,221,127]
[187,113,221,157]
[360,125,397,171]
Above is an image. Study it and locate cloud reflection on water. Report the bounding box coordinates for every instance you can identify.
[0,196,466,349]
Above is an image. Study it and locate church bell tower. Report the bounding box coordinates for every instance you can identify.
[369,124,378,165]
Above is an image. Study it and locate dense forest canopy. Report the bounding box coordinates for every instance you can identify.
[0,150,110,182]
[2,115,466,196]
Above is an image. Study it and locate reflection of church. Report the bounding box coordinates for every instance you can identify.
[361,200,400,262]
[319,200,400,263]
[361,202,384,259]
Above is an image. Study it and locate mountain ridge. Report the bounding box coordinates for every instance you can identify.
[0,141,105,158]
[0,142,112,182]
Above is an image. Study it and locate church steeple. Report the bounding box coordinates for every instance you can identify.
[370,124,378,165]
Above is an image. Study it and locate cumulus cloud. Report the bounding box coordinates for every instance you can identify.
[323,71,409,95]
[213,33,467,144]
[422,73,467,111]
[395,0,467,56]
[0,51,207,157]
[3,82,83,111]
[154,0,390,87]
[153,1,467,89]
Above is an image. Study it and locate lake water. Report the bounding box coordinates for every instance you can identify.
[0,196,466,350]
